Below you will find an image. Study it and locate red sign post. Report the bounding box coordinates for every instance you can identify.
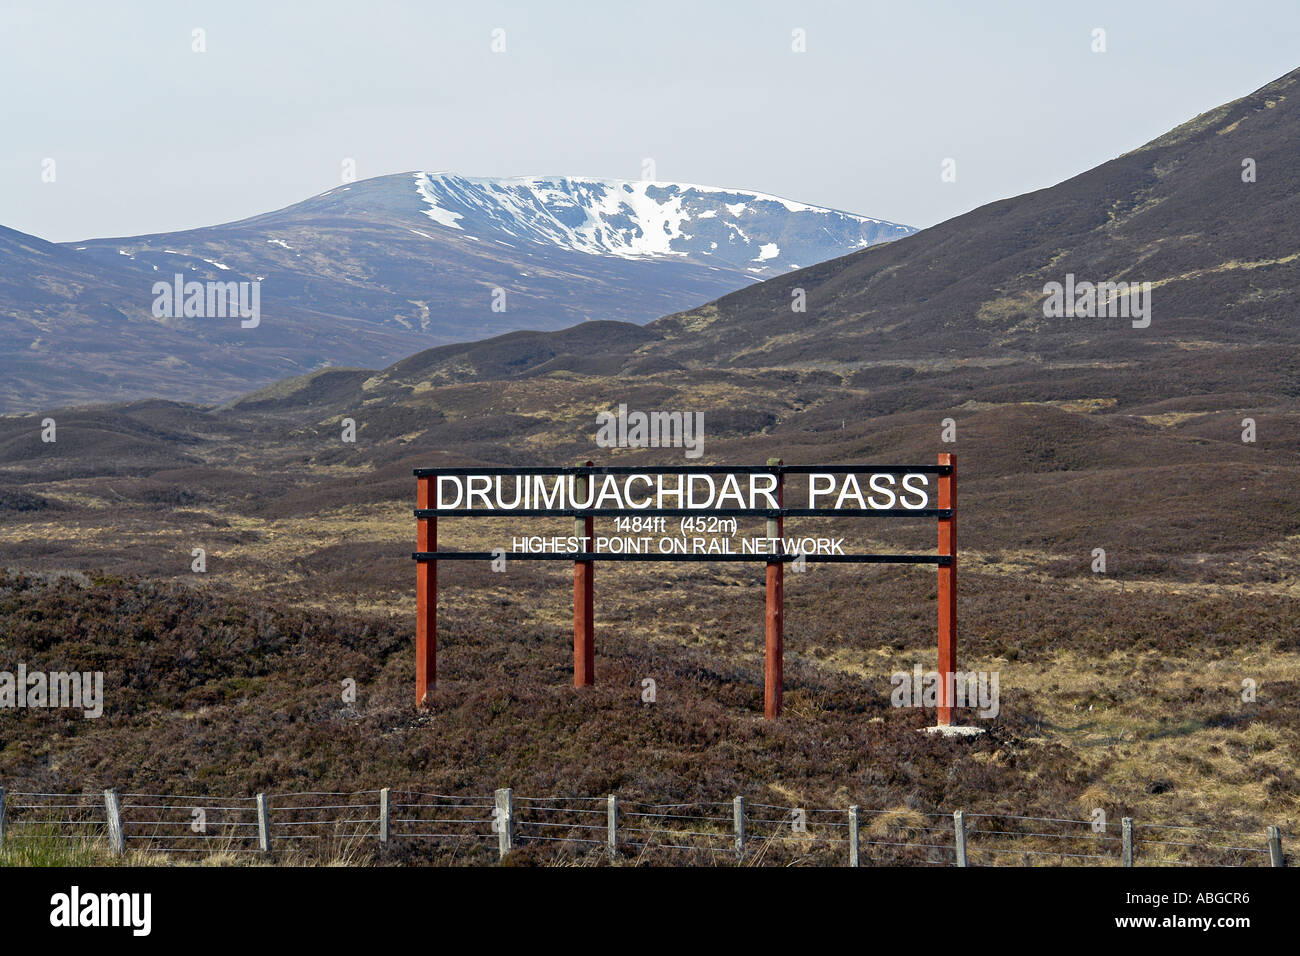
[937,453,957,726]
[765,458,784,720]
[415,476,437,708]
[574,462,595,688]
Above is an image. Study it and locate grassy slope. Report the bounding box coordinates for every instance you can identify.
[0,557,1294,866]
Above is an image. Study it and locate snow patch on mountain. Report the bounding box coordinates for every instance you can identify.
[415,176,466,230]
[411,172,913,276]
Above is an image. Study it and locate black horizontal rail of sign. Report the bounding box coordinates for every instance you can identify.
[414,507,951,519]
[413,463,952,477]
[412,551,952,566]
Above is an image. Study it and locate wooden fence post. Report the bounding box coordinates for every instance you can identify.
[574,461,595,688]
[1268,825,1284,867]
[953,810,967,867]
[848,805,860,868]
[607,794,618,861]
[416,475,437,708]
[379,788,390,844]
[1122,817,1134,866]
[733,796,746,857]
[495,788,513,860]
[104,788,125,855]
[937,453,957,726]
[256,793,271,853]
[765,458,784,719]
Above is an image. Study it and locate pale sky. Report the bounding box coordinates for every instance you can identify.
[3,0,1298,242]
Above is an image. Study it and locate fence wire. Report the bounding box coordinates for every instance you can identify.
[0,787,1286,867]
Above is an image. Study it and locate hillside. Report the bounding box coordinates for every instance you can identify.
[0,174,910,413]
[358,67,1300,389]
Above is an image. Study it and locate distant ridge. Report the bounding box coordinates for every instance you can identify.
[410,172,909,270]
[0,173,911,412]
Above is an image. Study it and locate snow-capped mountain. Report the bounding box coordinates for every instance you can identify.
[412,173,911,274]
[1,172,913,411]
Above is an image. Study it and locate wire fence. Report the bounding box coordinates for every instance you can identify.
[0,786,1286,867]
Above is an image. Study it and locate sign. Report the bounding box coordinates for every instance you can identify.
[427,468,935,514]
[412,457,958,722]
